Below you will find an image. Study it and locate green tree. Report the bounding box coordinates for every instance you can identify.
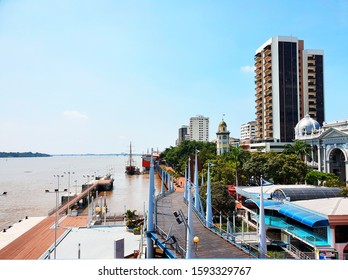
[242,152,269,184]
[305,170,340,187]
[340,187,348,197]
[266,153,309,184]
[283,140,313,161]
[160,140,216,174]
[199,181,236,221]
[242,152,309,184]
[229,146,243,186]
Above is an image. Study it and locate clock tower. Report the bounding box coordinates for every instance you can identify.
[216,118,230,155]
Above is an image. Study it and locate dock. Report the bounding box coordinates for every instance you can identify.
[0,178,114,259]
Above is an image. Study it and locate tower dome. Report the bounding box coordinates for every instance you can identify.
[218,119,227,132]
[295,114,321,139]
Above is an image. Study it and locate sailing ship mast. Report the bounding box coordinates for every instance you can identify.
[125,141,139,175]
[129,142,133,168]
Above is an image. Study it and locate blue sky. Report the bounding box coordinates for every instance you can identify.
[0,0,347,154]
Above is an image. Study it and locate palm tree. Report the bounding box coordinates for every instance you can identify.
[283,140,312,161]
[230,145,243,186]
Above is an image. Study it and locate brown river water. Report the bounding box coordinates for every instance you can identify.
[0,155,161,230]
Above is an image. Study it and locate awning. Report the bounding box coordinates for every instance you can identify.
[278,204,328,227]
[245,199,329,227]
[245,199,283,210]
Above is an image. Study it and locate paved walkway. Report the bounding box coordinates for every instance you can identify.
[156,183,253,259]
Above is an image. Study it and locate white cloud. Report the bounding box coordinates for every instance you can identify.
[63,110,88,120]
[241,65,254,73]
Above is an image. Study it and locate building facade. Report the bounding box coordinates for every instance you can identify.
[189,115,209,142]
[254,36,324,143]
[216,119,230,155]
[240,121,256,143]
[295,115,348,185]
[176,125,189,146]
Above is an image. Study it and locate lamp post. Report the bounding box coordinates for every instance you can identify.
[45,187,67,259]
[146,151,155,258]
[83,174,95,184]
[74,180,78,195]
[206,162,215,228]
[193,236,200,254]
[53,174,64,214]
[64,171,75,215]
[258,175,267,258]
[173,209,188,252]
[194,148,200,211]
[186,171,193,259]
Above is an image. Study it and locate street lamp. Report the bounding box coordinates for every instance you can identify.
[64,171,75,214]
[53,175,64,210]
[74,180,78,195]
[173,209,188,253]
[206,162,215,228]
[193,236,200,253]
[258,175,267,258]
[194,148,200,211]
[45,187,67,259]
[83,174,95,184]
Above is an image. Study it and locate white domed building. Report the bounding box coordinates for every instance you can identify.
[295,114,348,185]
[295,114,322,139]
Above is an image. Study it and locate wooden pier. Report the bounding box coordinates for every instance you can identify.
[0,179,113,260]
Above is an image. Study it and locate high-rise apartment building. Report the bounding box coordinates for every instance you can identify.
[176,125,189,145]
[240,121,256,143]
[254,36,324,143]
[189,115,209,142]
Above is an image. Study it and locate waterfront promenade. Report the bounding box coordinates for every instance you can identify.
[155,180,253,259]
[0,173,253,259]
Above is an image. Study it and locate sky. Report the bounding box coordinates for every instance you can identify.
[0,0,347,155]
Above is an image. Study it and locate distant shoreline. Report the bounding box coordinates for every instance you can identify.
[0,152,143,158]
[0,152,51,158]
[51,153,143,156]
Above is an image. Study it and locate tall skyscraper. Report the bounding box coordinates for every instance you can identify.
[189,115,209,142]
[254,36,324,143]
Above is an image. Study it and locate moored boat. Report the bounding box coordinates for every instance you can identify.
[141,151,160,173]
[125,142,140,175]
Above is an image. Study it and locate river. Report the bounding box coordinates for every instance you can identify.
[0,155,162,230]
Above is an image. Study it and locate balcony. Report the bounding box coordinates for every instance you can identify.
[264,68,272,76]
[265,106,272,112]
[264,61,272,69]
[265,86,272,97]
[256,87,263,94]
[264,75,272,83]
[264,47,271,56]
[264,54,272,62]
